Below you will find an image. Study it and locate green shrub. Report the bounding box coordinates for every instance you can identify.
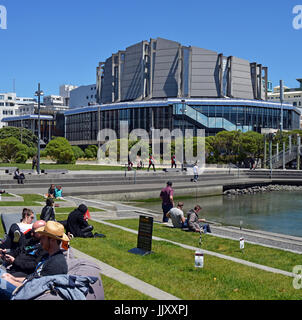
[72,146,85,160]
[0,137,29,163]
[44,137,76,164]
[85,145,98,159]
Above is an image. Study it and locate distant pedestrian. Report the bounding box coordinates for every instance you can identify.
[160,181,174,223]
[32,155,38,172]
[171,155,177,168]
[193,162,199,182]
[147,155,156,172]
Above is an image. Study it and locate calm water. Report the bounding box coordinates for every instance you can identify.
[133,192,302,238]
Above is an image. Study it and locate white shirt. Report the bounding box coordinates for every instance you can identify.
[193,165,199,175]
[168,207,185,228]
[17,222,33,234]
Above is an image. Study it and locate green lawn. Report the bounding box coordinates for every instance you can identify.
[108,218,302,274]
[53,216,301,300]
[0,194,67,207]
[55,207,103,214]
[1,213,300,300]
[101,275,154,300]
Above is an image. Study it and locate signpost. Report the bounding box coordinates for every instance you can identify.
[129,215,154,256]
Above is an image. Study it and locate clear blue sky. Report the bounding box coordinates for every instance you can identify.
[0,0,301,97]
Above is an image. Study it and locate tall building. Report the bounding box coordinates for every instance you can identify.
[64,38,300,146]
[0,93,36,128]
[60,84,78,107]
[69,84,97,108]
[96,37,268,104]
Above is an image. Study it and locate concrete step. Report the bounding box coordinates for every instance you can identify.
[0,173,238,187]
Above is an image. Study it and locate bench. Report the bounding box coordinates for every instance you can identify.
[42,169,69,175]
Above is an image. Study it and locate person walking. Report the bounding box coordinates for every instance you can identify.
[171,155,177,168]
[148,154,156,172]
[32,155,38,172]
[193,162,199,182]
[160,181,174,223]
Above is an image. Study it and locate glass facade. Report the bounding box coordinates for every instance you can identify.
[64,101,301,143]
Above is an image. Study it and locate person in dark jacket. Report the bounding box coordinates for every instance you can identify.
[0,221,69,300]
[40,198,56,222]
[66,204,105,238]
[0,220,48,277]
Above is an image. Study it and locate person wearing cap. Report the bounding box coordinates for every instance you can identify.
[166,202,187,228]
[0,221,69,300]
[160,181,174,223]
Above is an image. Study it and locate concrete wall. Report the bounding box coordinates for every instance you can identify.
[95,185,223,201]
[231,56,254,100]
[152,38,180,98]
[100,57,113,104]
[121,42,144,101]
[190,46,220,98]
[70,85,97,109]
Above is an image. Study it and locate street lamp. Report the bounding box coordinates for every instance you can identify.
[280,80,284,133]
[35,83,44,174]
[181,99,187,170]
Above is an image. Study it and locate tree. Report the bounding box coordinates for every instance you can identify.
[0,137,29,163]
[0,126,37,149]
[85,145,98,159]
[239,131,264,164]
[72,146,85,160]
[44,137,75,164]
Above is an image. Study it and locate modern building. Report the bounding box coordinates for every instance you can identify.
[268,79,302,128]
[0,93,37,128]
[63,37,300,146]
[69,84,97,109]
[60,84,78,107]
[268,79,302,108]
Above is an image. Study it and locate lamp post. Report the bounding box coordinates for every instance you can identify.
[181,99,187,171]
[280,80,284,133]
[35,83,44,174]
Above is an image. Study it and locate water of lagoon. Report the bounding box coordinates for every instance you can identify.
[134,191,302,238]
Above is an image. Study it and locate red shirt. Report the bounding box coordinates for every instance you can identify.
[160,186,174,205]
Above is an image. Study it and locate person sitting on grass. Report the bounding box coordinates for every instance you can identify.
[0,220,47,277]
[187,205,211,234]
[45,184,56,199]
[66,204,105,239]
[0,209,35,251]
[40,198,56,222]
[166,202,188,228]
[54,185,64,200]
[0,221,69,300]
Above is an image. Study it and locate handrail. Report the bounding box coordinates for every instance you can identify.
[173,103,252,132]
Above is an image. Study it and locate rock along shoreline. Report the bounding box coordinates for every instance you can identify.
[224,184,302,196]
